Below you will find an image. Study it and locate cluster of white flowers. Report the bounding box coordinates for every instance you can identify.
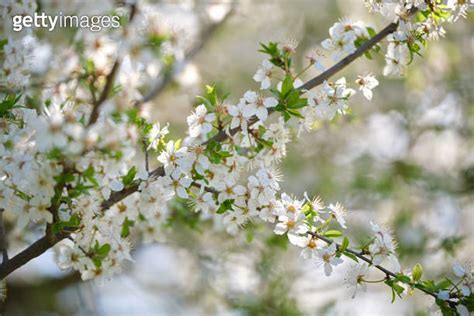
[0,0,190,281]
[436,263,473,316]
[270,193,401,280]
[1,36,37,89]
[368,0,467,77]
[321,18,369,61]
[1,1,37,89]
[300,77,356,131]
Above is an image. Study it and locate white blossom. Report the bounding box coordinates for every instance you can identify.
[187,104,216,138]
[253,59,273,90]
[315,243,344,276]
[242,90,278,122]
[147,122,169,150]
[355,74,379,100]
[345,263,369,298]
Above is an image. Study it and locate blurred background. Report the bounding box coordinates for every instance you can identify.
[3,0,473,315]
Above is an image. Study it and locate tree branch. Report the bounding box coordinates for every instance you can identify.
[298,22,398,91]
[0,209,8,264]
[87,61,120,126]
[87,3,137,126]
[0,232,68,280]
[0,8,416,280]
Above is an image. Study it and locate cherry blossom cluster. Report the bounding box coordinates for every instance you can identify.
[0,0,471,314]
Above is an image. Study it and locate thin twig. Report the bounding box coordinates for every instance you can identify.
[0,209,8,265]
[307,232,438,299]
[87,3,137,126]
[143,139,150,173]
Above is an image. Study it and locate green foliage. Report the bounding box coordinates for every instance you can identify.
[205,140,232,164]
[384,278,405,303]
[92,241,112,268]
[412,263,423,282]
[323,230,342,238]
[0,38,8,52]
[47,148,66,161]
[196,85,229,109]
[51,213,81,234]
[216,199,234,214]
[342,250,359,263]
[259,41,291,69]
[273,75,307,122]
[462,294,474,312]
[339,236,350,253]
[148,33,169,50]
[122,166,137,187]
[83,165,99,187]
[54,172,75,186]
[14,189,32,202]
[0,93,22,119]
[121,217,135,238]
[83,59,95,75]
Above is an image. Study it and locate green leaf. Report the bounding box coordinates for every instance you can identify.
[83,165,99,187]
[84,59,95,74]
[0,93,22,118]
[343,251,359,262]
[340,237,349,252]
[354,38,366,49]
[435,279,452,291]
[282,111,291,122]
[324,230,343,238]
[385,279,405,303]
[122,166,137,186]
[412,263,423,282]
[205,85,217,106]
[396,274,412,284]
[121,217,135,238]
[280,75,294,98]
[286,109,304,119]
[0,38,8,51]
[95,242,111,257]
[205,140,232,164]
[256,137,273,148]
[148,33,168,52]
[367,27,377,38]
[216,199,234,214]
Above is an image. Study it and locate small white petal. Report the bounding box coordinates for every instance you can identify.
[110,180,124,192]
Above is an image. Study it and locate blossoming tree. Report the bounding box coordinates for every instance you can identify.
[0,0,472,315]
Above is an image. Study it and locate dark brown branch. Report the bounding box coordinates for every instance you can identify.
[298,22,398,91]
[0,209,7,264]
[87,61,120,126]
[87,3,137,126]
[0,232,68,280]
[100,183,140,210]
